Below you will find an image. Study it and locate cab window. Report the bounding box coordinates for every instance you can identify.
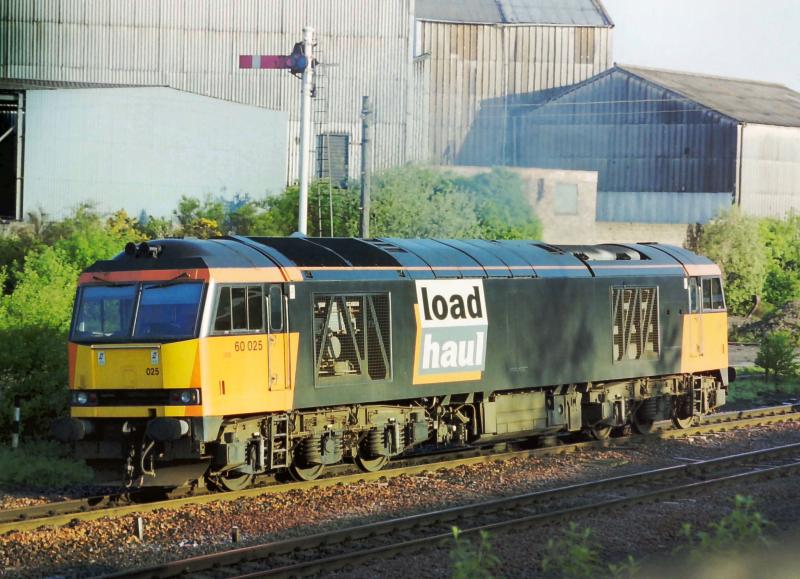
[268,286,284,332]
[213,285,264,333]
[701,277,725,311]
[688,278,699,313]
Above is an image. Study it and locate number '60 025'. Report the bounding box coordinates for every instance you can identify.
[234,340,263,352]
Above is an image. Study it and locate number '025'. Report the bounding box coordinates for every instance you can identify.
[145,367,160,376]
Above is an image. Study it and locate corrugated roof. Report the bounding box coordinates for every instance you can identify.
[619,65,800,128]
[0,78,154,91]
[415,0,613,26]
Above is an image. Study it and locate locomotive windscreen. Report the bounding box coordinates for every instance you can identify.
[71,282,204,343]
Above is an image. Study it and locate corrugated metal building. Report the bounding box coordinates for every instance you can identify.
[0,0,416,186]
[464,65,800,224]
[0,80,287,220]
[415,0,614,163]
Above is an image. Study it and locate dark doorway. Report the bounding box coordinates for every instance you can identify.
[0,94,19,220]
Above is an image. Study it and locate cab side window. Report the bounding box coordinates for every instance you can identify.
[688,277,699,313]
[268,286,284,331]
[701,277,725,311]
[213,285,264,334]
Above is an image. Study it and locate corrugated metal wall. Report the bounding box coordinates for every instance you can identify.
[0,0,415,183]
[483,68,738,223]
[740,124,800,217]
[417,21,613,163]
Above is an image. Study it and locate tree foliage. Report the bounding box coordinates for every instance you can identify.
[759,215,800,307]
[256,166,541,240]
[698,208,767,315]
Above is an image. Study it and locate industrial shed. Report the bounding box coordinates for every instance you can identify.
[415,0,614,164]
[0,0,416,186]
[462,65,800,228]
[0,80,287,221]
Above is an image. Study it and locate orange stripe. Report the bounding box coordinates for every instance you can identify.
[79,269,209,284]
[591,264,683,270]
[684,264,722,277]
[208,267,287,283]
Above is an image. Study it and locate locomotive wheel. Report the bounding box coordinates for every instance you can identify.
[355,453,389,473]
[289,462,324,481]
[631,412,655,434]
[588,424,613,440]
[217,471,254,492]
[672,398,695,429]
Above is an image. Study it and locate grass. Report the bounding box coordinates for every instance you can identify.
[0,440,93,489]
[728,366,800,405]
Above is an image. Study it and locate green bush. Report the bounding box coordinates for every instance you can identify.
[755,331,799,382]
[0,247,79,437]
[450,526,501,579]
[0,441,92,488]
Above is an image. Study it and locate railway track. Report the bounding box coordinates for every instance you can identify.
[1,403,797,536]
[104,440,800,579]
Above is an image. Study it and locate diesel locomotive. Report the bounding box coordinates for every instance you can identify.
[52,237,730,489]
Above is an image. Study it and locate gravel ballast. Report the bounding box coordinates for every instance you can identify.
[2,422,800,578]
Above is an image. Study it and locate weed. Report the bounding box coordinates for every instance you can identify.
[679,495,771,561]
[541,522,639,579]
[450,526,501,579]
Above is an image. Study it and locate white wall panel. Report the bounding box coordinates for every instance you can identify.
[23,87,288,219]
[740,124,800,217]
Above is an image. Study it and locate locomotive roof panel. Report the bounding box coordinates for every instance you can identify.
[86,238,277,272]
[83,237,720,281]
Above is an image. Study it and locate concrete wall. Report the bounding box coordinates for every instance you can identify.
[449,165,691,246]
[23,87,287,220]
[740,123,800,217]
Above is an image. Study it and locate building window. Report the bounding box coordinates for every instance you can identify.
[316,133,350,187]
[313,293,391,383]
[554,183,579,215]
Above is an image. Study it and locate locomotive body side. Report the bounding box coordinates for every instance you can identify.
[53,237,729,488]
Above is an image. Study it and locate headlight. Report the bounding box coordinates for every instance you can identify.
[169,389,200,405]
[75,392,89,405]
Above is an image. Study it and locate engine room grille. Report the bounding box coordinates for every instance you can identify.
[313,293,391,382]
[611,287,660,362]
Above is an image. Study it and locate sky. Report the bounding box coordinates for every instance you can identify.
[602,0,800,91]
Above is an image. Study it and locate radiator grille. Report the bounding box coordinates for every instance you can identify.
[612,287,660,362]
[313,293,391,382]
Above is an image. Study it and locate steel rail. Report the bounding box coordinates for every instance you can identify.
[1,404,797,535]
[102,442,800,579]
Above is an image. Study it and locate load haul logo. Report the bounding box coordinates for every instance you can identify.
[412,279,488,384]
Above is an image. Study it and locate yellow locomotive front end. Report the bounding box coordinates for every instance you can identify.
[51,239,299,488]
[54,273,210,485]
